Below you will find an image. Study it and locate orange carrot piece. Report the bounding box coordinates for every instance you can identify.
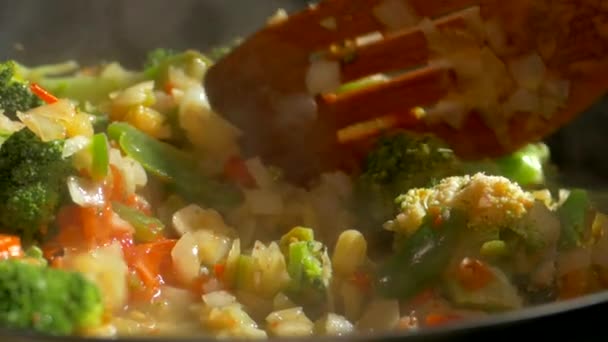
[425,313,461,327]
[30,83,58,104]
[124,239,177,302]
[0,234,23,259]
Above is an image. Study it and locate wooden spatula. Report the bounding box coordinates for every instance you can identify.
[205,0,608,183]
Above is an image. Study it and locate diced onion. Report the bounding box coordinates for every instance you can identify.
[171,232,201,285]
[508,53,547,91]
[172,204,235,237]
[110,81,155,108]
[25,99,76,121]
[178,85,241,161]
[67,175,105,207]
[203,291,237,308]
[62,135,91,158]
[266,307,314,337]
[315,313,354,336]
[192,230,232,267]
[17,112,66,141]
[0,113,24,133]
[356,299,400,333]
[373,0,419,31]
[305,60,341,95]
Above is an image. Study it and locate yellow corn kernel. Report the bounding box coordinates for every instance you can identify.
[332,230,367,276]
[124,105,171,139]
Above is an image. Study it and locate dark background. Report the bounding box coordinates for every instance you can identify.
[0,0,607,188]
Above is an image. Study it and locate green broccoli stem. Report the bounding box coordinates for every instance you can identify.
[112,201,165,243]
[107,122,242,210]
[376,209,467,299]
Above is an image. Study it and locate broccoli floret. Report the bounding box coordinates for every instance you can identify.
[0,128,73,242]
[0,61,43,118]
[0,259,103,336]
[353,131,461,230]
[280,227,331,296]
[143,48,212,88]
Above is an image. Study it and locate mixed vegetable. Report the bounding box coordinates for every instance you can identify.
[0,48,606,339]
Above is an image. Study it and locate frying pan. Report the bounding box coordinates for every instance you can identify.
[1,0,608,341]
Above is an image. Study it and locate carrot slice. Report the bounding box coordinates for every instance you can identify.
[425,313,461,327]
[0,234,23,259]
[124,239,177,302]
[30,83,59,104]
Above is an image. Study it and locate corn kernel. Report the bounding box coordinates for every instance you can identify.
[332,230,367,276]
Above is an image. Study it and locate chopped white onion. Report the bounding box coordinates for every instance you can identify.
[67,175,105,207]
[110,81,155,107]
[373,0,419,31]
[192,230,232,267]
[172,204,235,236]
[508,53,547,91]
[305,60,341,95]
[355,31,384,47]
[316,313,354,336]
[171,232,200,285]
[203,291,236,308]
[178,85,242,160]
[62,135,91,158]
[17,112,66,141]
[245,189,284,215]
[0,113,24,133]
[356,299,400,333]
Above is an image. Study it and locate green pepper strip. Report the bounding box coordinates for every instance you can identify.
[558,189,591,250]
[107,122,243,209]
[90,133,109,181]
[112,201,164,243]
[376,209,467,299]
